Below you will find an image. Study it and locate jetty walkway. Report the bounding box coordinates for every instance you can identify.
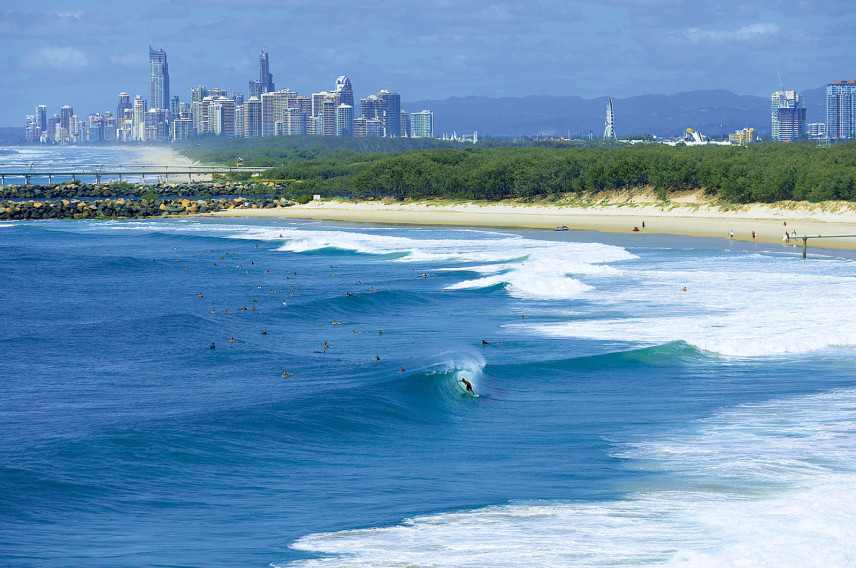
[0,163,268,185]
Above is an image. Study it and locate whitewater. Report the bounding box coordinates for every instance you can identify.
[1,216,855,567]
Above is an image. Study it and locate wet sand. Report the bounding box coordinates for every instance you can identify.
[209,199,856,250]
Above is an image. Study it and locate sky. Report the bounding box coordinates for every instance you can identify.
[1,0,854,126]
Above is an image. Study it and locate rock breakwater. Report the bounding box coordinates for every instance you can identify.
[0,196,292,221]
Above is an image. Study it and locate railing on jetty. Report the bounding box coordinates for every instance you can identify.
[797,234,856,258]
[0,163,268,185]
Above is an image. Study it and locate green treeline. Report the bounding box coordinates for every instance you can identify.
[180,137,856,203]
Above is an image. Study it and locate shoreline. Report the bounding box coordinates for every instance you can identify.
[209,198,856,250]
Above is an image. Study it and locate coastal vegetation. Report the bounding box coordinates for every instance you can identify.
[177,137,856,204]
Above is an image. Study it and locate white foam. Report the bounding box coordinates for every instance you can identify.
[280,389,856,567]
[228,227,637,301]
[512,262,856,357]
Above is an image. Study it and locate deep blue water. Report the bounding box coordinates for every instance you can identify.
[2,217,856,567]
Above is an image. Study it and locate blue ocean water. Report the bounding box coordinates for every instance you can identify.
[2,216,856,567]
[0,145,163,185]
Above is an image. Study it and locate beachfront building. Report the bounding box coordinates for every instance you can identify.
[378,90,400,137]
[771,90,805,142]
[133,96,147,141]
[261,89,298,136]
[149,45,170,119]
[400,111,411,137]
[336,104,354,137]
[244,97,262,138]
[116,94,131,124]
[410,110,434,138]
[826,80,856,141]
[171,117,193,141]
[234,104,245,138]
[281,107,307,135]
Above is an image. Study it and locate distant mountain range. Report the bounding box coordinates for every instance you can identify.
[405,86,829,139]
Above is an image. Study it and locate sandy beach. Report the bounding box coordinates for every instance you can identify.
[129,146,211,181]
[210,193,856,251]
[130,146,200,167]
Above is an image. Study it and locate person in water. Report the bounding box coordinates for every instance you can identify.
[481,339,491,345]
[459,378,475,395]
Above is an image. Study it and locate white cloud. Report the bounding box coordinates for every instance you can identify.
[21,46,90,70]
[670,23,782,44]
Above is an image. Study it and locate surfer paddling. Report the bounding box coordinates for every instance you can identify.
[458,378,476,396]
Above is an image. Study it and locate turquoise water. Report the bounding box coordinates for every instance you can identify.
[2,215,856,566]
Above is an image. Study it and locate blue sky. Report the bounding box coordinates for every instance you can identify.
[1,0,854,125]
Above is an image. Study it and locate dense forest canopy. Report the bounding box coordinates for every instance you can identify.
[177,137,856,203]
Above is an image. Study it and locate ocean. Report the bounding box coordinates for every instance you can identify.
[2,214,856,567]
[2,147,856,567]
[0,145,172,185]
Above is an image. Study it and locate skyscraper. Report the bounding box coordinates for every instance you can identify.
[361,95,380,120]
[261,89,298,136]
[117,93,131,123]
[282,107,307,135]
[259,49,275,94]
[149,45,170,116]
[170,96,180,121]
[133,96,147,141]
[826,80,856,141]
[377,90,400,137]
[336,104,354,137]
[322,98,338,135]
[771,90,805,142]
[244,97,262,138]
[36,105,47,133]
[335,76,354,108]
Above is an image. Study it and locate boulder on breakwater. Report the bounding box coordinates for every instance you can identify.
[0,197,292,221]
[0,180,293,200]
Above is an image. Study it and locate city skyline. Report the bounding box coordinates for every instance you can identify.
[24,44,435,144]
[2,0,855,126]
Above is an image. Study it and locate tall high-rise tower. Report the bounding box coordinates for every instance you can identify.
[117,93,131,122]
[603,99,617,140]
[826,81,856,141]
[60,105,74,131]
[377,90,400,137]
[36,105,47,132]
[259,49,275,94]
[149,45,170,116]
[335,76,354,108]
[771,90,805,142]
